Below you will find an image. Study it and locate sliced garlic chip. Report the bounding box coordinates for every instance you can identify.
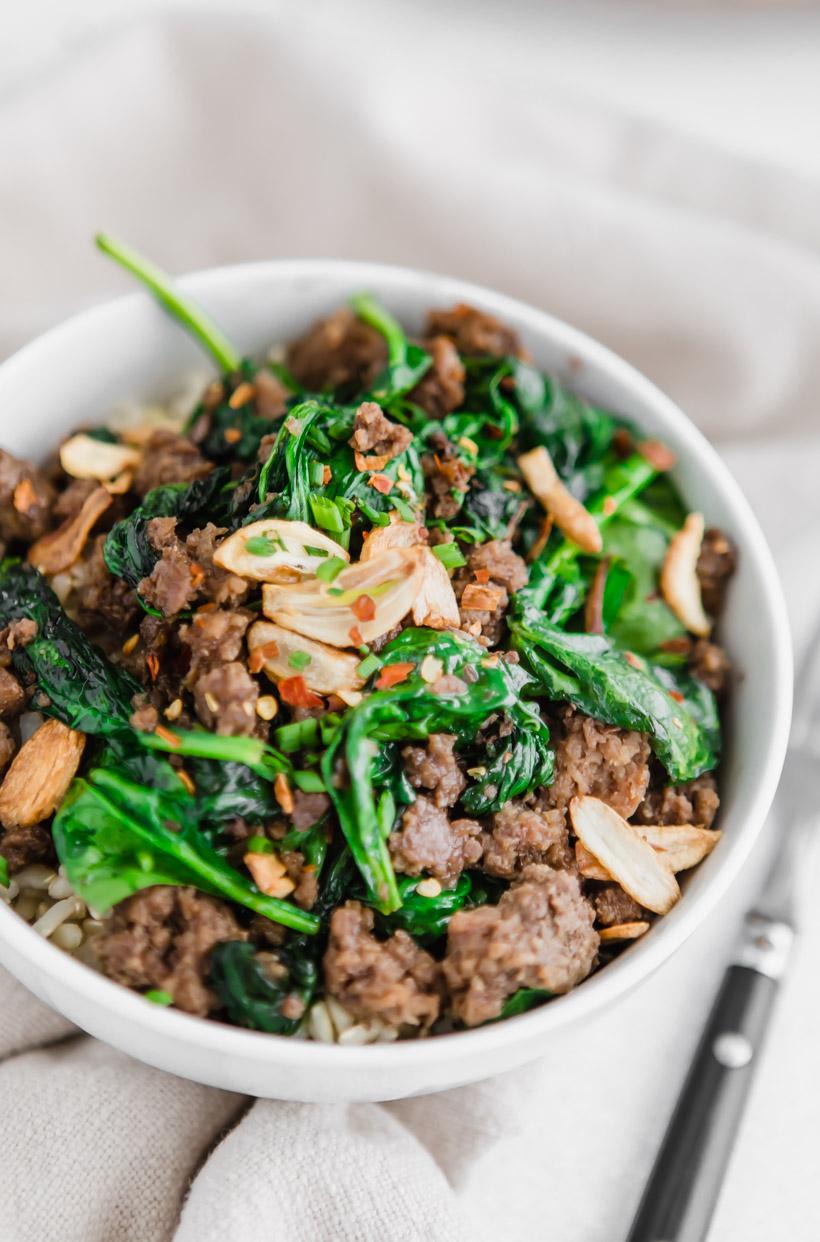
[0,719,85,829]
[263,547,426,647]
[248,621,364,695]
[28,486,112,576]
[599,921,651,942]
[569,795,680,916]
[518,445,602,554]
[635,823,722,873]
[213,519,350,582]
[360,515,425,561]
[60,433,141,481]
[660,512,711,637]
[412,548,460,629]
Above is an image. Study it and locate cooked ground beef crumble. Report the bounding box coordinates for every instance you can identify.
[0,265,734,1041]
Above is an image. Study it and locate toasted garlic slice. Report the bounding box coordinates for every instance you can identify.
[636,823,722,873]
[412,548,460,629]
[518,445,602,554]
[28,486,112,576]
[244,851,295,899]
[0,719,85,829]
[660,512,711,637]
[599,921,651,942]
[213,519,349,583]
[247,621,364,695]
[263,547,426,648]
[60,433,141,481]
[569,795,680,916]
[575,841,611,881]
[360,515,425,561]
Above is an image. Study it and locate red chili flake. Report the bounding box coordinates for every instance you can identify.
[375,662,415,690]
[368,473,393,495]
[322,465,333,485]
[223,427,243,444]
[147,652,160,681]
[348,625,364,647]
[274,772,295,814]
[248,640,280,674]
[638,439,677,472]
[278,676,323,710]
[473,568,491,585]
[669,690,685,703]
[189,561,205,590]
[154,724,181,748]
[351,594,376,622]
[624,651,642,668]
[659,637,692,655]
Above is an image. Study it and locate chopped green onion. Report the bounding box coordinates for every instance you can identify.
[0,857,9,888]
[292,770,326,793]
[309,495,345,534]
[315,556,347,583]
[432,542,466,570]
[144,989,174,1007]
[245,535,277,556]
[274,717,320,753]
[245,834,273,854]
[309,461,327,488]
[392,496,416,523]
[304,545,329,558]
[288,651,312,671]
[356,653,381,679]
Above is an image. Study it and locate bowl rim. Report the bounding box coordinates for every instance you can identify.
[0,256,793,1070]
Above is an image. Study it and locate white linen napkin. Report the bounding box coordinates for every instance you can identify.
[0,9,818,1240]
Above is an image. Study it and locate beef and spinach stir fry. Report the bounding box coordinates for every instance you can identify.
[0,238,735,1040]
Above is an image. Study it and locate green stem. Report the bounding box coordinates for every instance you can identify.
[349,291,406,367]
[137,728,289,780]
[95,233,241,373]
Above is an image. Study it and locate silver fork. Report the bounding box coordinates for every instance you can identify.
[627,622,820,1242]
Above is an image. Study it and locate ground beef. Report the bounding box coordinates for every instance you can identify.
[0,722,15,773]
[281,850,319,910]
[0,822,55,874]
[422,431,475,520]
[130,701,160,732]
[594,885,646,927]
[401,734,465,809]
[481,801,571,879]
[348,401,412,462]
[453,540,527,647]
[3,619,37,649]
[180,608,252,680]
[286,308,387,396]
[56,536,141,634]
[544,707,651,819]
[94,886,244,1017]
[409,336,466,417]
[138,518,197,617]
[389,796,482,886]
[132,430,212,498]
[0,449,55,545]
[443,865,598,1026]
[185,524,249,607]
[289,789,331,830]
[697,528,736,617]
[193,662,259,736]
[253,369,289,421]
[323,901,442,1031]
[0,668,25,717]
[634,771,720,828]
[690,639,731,694]
[426,304,520,358]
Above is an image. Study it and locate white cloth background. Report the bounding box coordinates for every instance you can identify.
[1,7,819,1240]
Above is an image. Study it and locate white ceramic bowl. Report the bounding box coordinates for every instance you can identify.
[0,260,792,1102]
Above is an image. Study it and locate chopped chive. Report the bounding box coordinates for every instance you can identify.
[309,461,327,488]
[356,653,381,679]
[288,651,312,671]
[292,770,326,793]
[144,989,174,1006]
[0,857,8,888]
[304,545,329,558]
[245,834,273,854]
[309,495,345,534]
[316,556,347,583]
[245,535,277,557]
[431,542,466,570]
